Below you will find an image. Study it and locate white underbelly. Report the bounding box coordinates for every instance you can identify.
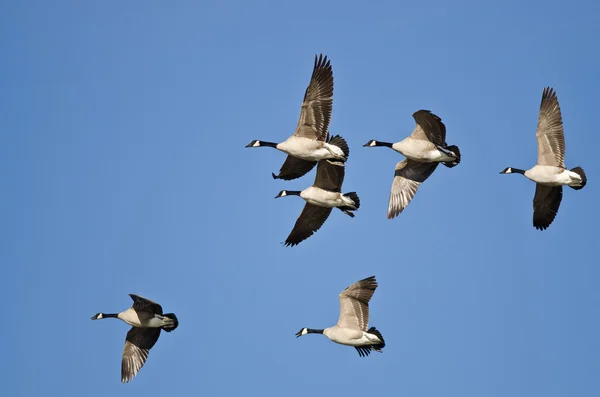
[301,187,345,207]
[277,137,343,161]
[324,327,379,346]
[525,165,571,186]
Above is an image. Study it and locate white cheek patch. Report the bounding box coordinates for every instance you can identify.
[281,191,287,197]
[369,141,377,147]
[253,141,261,147]
[302,328,308,335]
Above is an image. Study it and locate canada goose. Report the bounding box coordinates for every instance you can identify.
[275,135,359,246]
[295,276,385,357]
[245,54,348,181]
[91,294,179,383]
[364,110,461,219]
[500,87,586,230]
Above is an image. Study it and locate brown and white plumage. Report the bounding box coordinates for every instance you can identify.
[500,87,586,230]
[277,135,358,247]
[295,276,385,357]
[246,54,348,181]
[365,110,460,218]
[91,294,179,383]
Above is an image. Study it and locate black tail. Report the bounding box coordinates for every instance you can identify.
[569,166,586,190]
[442,144,461,168]
[338,192,360,217]
[343,192,360,209]
[354,327,385,357]
[328,134,350,159]
[162,313,179,332]
[367,327,385,349]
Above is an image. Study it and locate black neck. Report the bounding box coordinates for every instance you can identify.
[261,141,278,148]
[103,313,119,318]
[286,191,302,196]
[511,168,526,174]
[306,328,324,334]
[378,141,393,148]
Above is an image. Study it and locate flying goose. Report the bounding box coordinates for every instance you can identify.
[275,135,359,246]
[296,276,385,357]
[364,110,461,219]
[500,87,586,230]
[91,294,179,383]
[245,54,348,181]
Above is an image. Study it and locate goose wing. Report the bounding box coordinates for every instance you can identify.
[121,327,161,383]
[273,156,317,181]
[536,87,565,167]
[129,294,163,315]
[337,276,378,331]
[388,160,439,219]
[314,159,345,192]
[410,110,447,145]
[284,204,332,247]
[533,184,563,230]
[293,54,333,141]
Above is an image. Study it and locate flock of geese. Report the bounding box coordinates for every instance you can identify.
[246,54,587,243]
[91,54,587,384]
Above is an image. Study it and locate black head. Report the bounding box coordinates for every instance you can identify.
[275,190,301,198]
[245,140,261,148]
[363,140,393,148]
[91,312,103,320]
[295,328,308,337]
[499,167,525,175]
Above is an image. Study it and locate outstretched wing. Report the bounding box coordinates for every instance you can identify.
[284,204,333,247]
[121,327,161,383]
[536,87,565,167]
[388,160,439,219]
[533,184,562,230]
[410,109,447,145]
[337,276,378,331]
[293,54,334,141]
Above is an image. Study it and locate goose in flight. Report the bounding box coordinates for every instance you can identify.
[500,87,586,230]
[91,294,179,383]
[295,276,385,357]
[275,135,358,246]
[246,54,348,181]
[364,110,461,219]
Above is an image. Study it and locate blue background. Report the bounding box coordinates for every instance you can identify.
[2,1,599,396]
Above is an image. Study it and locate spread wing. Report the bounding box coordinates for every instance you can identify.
[410,110,447,145]
[536,87,565,167]
[293,54,333,141]
[284,204,333,247]
[129,294,162,315]
[273,156,317,181]
[121,327,161,383]
[337,276,378,331]
[533,184,563,230]
[313,159,344,192]
[388,160,439,219]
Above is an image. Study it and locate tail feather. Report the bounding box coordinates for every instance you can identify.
[162,313,179,332]
[343,192,360,209]
[354,327,385,357]
[367,326,385,349]
[328,134,350,159]
[570,166,586,190]
[338,192,360,217]
[442,144,461,168]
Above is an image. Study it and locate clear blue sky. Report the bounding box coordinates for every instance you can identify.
[2,1,600,396]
